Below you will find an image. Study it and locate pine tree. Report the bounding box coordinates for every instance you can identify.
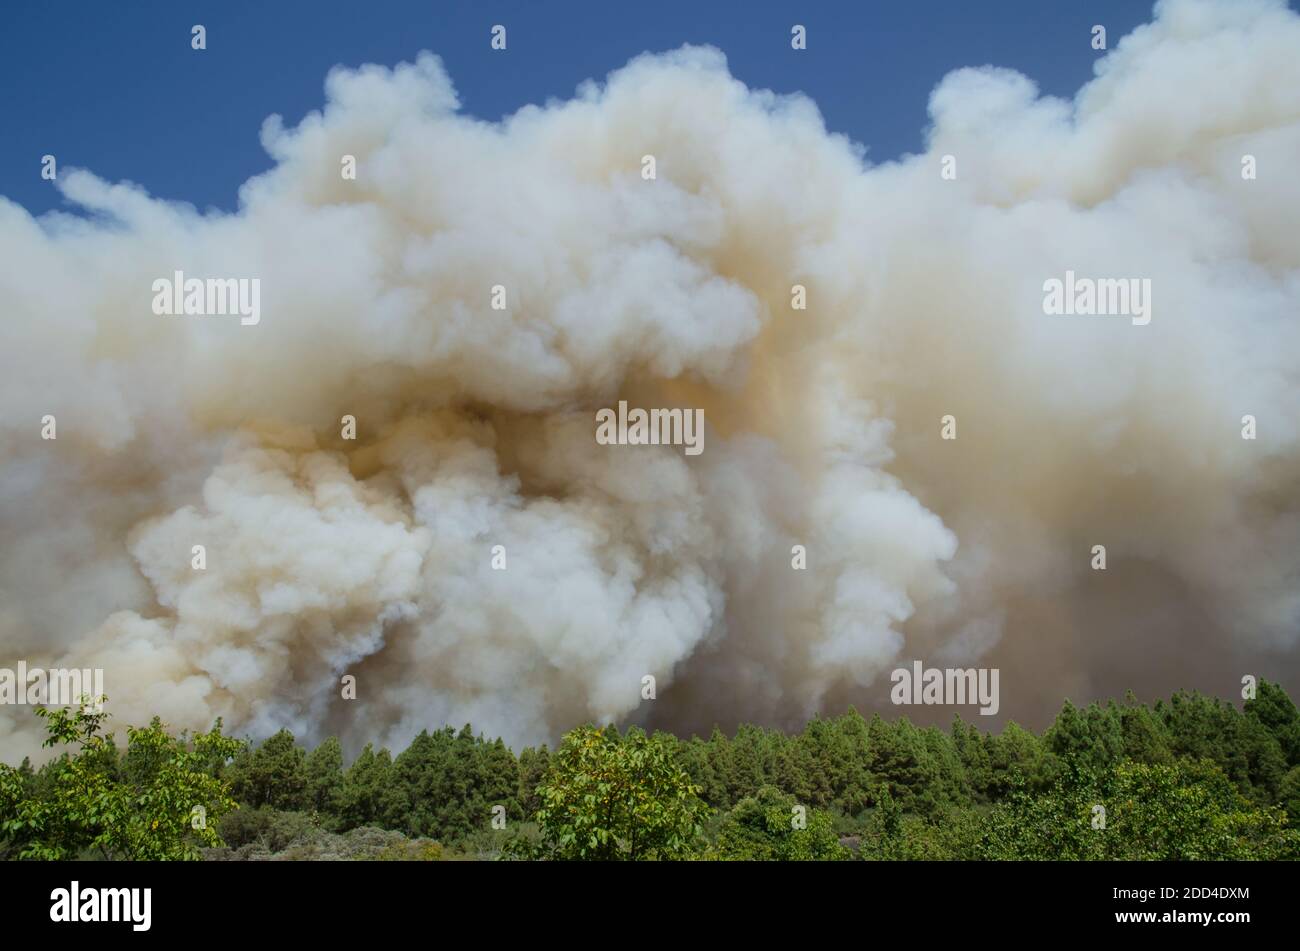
[303,736,344,816]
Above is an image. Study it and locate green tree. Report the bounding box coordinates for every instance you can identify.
[952,717,992,803]
[1246,680,1300,768]
[303,736,344,816]
[1279,765,1300,826]
[0,700,242,860]
[1101,760,1298,860]
[1044,700,1124,776]
[334,744,400,830]
[786,713,875,813]
[712,785,848,861]
[859,785,982,860]
[528,725,706,860]
[1117,693,1173,765]
[385,726,520,842]
[867,716,956,814]
[985,720,1049,797]
[979,759,1299,860]
[225,728,309,810]
[517,744,550,817]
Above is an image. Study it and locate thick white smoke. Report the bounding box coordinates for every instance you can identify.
[1,0,1298,760]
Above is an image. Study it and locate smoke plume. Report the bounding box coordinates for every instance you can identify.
[2,0,1298,759]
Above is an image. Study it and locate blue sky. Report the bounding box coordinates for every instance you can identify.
[0,0,1236,216]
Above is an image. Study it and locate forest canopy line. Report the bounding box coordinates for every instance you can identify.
[3,682,1300,860]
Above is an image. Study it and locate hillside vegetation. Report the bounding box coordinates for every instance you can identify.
[4,683,1300,860]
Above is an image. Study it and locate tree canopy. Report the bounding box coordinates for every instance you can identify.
[5,682,1300,861]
